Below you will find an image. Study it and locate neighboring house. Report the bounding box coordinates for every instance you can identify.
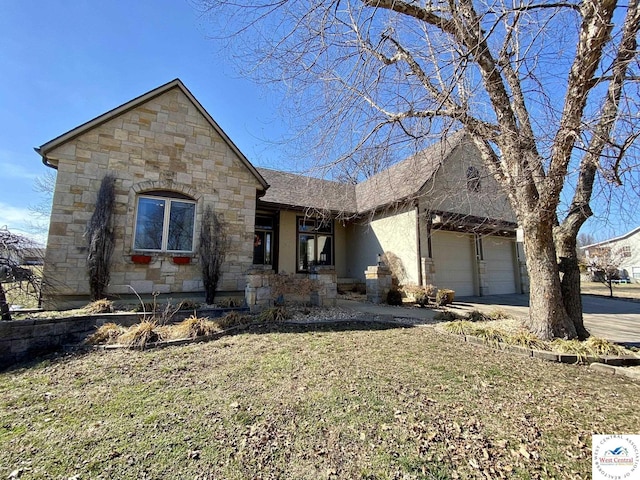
[37,79,525,309]
[581,227,640,282]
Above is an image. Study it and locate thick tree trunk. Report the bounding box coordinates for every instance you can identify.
[0,283,12,321]
[523,221,577,340]
[558,256,589,340]
[554,204,593,339]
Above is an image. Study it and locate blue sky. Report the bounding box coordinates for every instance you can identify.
[0,1,290,241]
[0,2,637,244]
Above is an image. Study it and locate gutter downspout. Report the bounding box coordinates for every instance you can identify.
[415,202,423,286]
[34,147,58,170]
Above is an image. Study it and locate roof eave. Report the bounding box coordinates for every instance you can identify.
[34,147,57,170]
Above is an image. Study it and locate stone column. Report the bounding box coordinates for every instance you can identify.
[365,265,392,304]
[245,269,274,312]
[476,259,488,296]
[309,267,337,307]
[421,257,436,287]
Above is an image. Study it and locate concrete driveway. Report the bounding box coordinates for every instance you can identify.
[453,294,640,345]
[338,293,640,344]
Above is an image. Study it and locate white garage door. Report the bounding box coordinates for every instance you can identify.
[431,231,475,296]
[483,236,517,295]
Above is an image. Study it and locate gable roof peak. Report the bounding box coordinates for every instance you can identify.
[35,79,268,189]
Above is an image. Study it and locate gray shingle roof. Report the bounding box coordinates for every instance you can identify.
[257,168,357,214]
[356,131,465,212]
[258,132,467,215]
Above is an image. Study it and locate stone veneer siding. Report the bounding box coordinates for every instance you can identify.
[42,88,262,309]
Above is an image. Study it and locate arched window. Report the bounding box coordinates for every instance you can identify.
[133,190,196,252]
[466,166,481,192]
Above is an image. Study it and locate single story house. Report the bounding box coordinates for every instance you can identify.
[37,79,526,309]
[581,227,640,282]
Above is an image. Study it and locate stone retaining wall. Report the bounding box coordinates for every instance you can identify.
[0,307,249,370]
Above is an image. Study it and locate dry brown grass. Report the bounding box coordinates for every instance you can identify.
[84,322,125,345]
[2,323,639,479]
[118,320,160,348]
[581,281,640,299]
[170,315,221,339]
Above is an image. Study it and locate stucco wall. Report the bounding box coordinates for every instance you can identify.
[275,210,347,277]
[42,87,262,308]
[420,142,515,222]
[346,208,418,284]
[277,211,298,274]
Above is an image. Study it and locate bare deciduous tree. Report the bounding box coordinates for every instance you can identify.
[198,0,640,339]
[28,170,56,237]
[586,247,626,297]
[0,228,41,320]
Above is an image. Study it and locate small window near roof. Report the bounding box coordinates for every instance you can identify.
[621,245,632,257]
[466,166,481,192]
[134,193,196,252]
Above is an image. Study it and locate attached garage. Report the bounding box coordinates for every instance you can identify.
[431,230,476,296]
[483,236,517,295]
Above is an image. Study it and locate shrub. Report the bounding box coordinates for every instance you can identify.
[424,284,438,298]
[435,289,455,306]
[413,289,429,307]
[84,299,114,314]
[386,288,403,306]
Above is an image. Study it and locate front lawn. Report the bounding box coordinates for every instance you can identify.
[2,322,638,479]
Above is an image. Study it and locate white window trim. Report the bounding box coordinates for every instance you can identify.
[133,194,197,253]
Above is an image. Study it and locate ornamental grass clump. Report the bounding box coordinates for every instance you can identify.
[83,299,114,314]
[466,310,491,322]
[172,315,220,339]
[442,320,477,336]
[551,339,591,362]
[259,306,289,323]
[487,309,510,320]
[507,329,549,351]
[119,320,160,348]
[434,311,464,322]
[584,337,627,356]
[473,326,505,346]
[85,322,125,345]
[215,311,252,329]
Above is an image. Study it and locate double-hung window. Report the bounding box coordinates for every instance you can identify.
[134,192,196,252]
[297,217,333,272]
